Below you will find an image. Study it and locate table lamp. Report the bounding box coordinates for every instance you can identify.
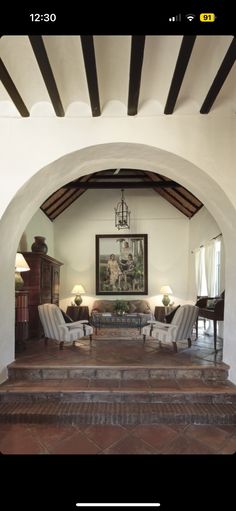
[160,285,173,306]
[71,284,85,306]
[15,253,30,290]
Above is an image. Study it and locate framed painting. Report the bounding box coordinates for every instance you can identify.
[96,234,148,295]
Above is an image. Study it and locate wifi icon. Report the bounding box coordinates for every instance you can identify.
[186,14,196,21]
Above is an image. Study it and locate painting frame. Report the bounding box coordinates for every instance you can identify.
[96,234,148,295]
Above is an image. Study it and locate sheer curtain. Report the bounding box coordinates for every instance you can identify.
[219,237,225,293]
[195,246,207,296]
[204,239,217,297]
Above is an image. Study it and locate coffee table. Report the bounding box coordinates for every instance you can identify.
[91,312,153,335]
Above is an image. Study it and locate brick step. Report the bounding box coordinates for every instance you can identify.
[0,401,235,425]
[7,364,229,381]
[1,379,236,404]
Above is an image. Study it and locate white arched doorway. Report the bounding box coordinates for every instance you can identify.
[0,143,236,382]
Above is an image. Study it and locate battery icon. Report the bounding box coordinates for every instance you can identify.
[200,13,216,22]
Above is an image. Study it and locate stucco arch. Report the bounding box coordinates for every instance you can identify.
[1,142,236,382]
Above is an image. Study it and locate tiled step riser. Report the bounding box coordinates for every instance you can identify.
[0,408,235,425]
[1,391,236,404]
[8,367,229,381]
[2,416,236,426]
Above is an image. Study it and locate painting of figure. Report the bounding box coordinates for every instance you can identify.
[96,234,148,295]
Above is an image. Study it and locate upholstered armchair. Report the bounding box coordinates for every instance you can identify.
[38,303,93,350]
[142,305,199,352]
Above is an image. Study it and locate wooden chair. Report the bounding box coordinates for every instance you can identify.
[196,298,224,350]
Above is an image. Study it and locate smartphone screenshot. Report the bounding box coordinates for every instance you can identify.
[0,3,235,510]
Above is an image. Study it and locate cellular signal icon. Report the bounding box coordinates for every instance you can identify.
[169,13,181,22]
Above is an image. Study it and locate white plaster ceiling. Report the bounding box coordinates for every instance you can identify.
[0,35,235,118]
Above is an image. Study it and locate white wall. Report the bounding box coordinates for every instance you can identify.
[18,209,54,256]
[188,206,222,300]
[1,113,236,382]
[54,188,189,314]
[0,116,236,220]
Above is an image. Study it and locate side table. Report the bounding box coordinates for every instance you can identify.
[66,305,89,322]
[154,306,173,322]
[15,291,29,351]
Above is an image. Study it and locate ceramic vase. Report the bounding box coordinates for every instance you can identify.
[31,236,48,254]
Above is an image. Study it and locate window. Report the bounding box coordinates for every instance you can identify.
[195,238,222,297]
[215,240,221,296]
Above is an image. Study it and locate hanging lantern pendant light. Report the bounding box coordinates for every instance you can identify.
[115,189,131,230]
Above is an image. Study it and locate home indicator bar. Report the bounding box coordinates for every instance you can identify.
[76,505,161,508]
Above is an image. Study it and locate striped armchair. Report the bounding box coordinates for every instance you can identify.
[142,305,199,352]
[38,303,93,350]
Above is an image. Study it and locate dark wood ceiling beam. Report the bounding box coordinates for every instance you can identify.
[145,170,202,208]
[165,189,196,213]
[0,59,30,117]
[155,188,192,217]
[42,174,93,218]
[177,187,202,207]
[200,37,236,114]
[128,36,146,115]
[80,36,101,117]
[50,190,87,220]
[164,36,196,114]
[46,189,83,217]
[46,189,80,216]
[145,170,199,217]
[41,188,68,210]
[65,181,179,189]
[41,190,85,221]
[145,171,168,182]
[28,36,65,117]
[190,204,204,218]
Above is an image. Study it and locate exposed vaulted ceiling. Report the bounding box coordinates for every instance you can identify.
[1,35,235,219]
[0,35,235,117]
[40,170,203,221]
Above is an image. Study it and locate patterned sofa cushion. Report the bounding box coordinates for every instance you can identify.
[92,299,151,314]
[128,300,151,314]
[92,300,115,313]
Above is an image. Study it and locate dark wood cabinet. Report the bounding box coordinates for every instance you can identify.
[66,305,89,322]
[22,253,63,338]
[15,290,29,350]
[154,306,173,322]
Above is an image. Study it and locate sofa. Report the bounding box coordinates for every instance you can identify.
[92,299,152,314]
[91,299,154,333]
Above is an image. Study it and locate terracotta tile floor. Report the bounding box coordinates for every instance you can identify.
[0,422,235,454]
[13,328,224,368]
[1,328,235,454]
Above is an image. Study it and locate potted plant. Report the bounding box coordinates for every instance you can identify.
[114,300,129,315]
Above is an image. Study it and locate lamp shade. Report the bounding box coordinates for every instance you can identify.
[15,253,30,272]
[160,285,173,295]
[15,253,30,291]
[71,284,85,295]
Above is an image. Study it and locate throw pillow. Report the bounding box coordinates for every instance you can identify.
[207,299,218,309]
[165,305,180,324]
[132,300,150,313]
[60,309,73,323]
[128,303,136,313]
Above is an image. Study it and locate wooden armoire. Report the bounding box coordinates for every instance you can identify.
[22,252,63,338]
